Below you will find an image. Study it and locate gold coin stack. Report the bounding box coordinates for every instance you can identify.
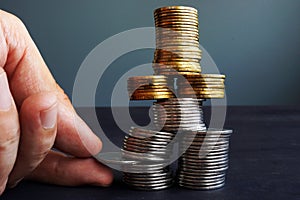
[153,6,201,75]
[128,75,175,100]
[122,5,232,191]
[177,74,226,99]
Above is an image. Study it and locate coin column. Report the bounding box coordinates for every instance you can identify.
[153,6,233,190]
[123,75,176,191]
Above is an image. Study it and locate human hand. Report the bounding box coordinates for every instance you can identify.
[0,10,113,195]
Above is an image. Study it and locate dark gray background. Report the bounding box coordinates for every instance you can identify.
[1,0,300,106]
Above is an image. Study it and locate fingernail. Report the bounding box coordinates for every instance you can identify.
[75,115,102,155]
[0,179,8,195]
[40,102,57,129]
[0,71,12,111]
[7,179,22,189]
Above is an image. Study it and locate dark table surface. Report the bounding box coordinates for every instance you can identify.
[1,106,300,200]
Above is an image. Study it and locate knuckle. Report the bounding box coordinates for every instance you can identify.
[0,127,19,152]
[0,10,24,28]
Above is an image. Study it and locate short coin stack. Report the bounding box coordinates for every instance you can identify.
[128,75,174,100]
[122,127,174,190]
[152,98,206,132]
[177,74,226,99]
[177,129,232,190]
[121,5,232,191]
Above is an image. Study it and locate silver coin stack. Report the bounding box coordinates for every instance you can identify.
[153,98,206,132]
[122,127,175,190]
[177,129,232,190]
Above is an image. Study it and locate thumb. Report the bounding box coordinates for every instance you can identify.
[0,10,101,157]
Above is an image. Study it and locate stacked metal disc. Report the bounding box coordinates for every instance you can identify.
[152,98,206,132]
[177,74,226,99]
[122,5,232,191]
[153,6,202,75]
[122,127,175,190]
[128,75,175,100]
[177,129,232,190]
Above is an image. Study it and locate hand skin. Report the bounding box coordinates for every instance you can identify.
[0,10,113,195]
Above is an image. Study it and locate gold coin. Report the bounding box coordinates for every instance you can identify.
[154,12,198,19]
[156,39,199,44]
[152,65,200,70]
[179,91,224,96]
[155,22,198,27]
[127,75,168,82]
[155,25,199,30]
[155,46,201,52]
[154,6,197,12]
[155,30,199,37]
[130,93,175,100]
[153,61,200,66]
[155,48,202,54]
[179,79,225,84]
[180,84,225,89]
[155,19,198,25]
[154,15,198,20]
[199,74,226,79]
[156,39,199,45]
[153,69,201,74]
[128,85,171,90]
[154,58,201,62]
[155,29,199,35]
[154,54,201,59]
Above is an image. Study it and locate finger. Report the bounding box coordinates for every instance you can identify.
[0,69,19,195]
[0,10,102,157]
[7,92,58,188]
[26,151,113,187]
[54,100,102,157]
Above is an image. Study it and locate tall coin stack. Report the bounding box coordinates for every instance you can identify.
[122,5,232,191]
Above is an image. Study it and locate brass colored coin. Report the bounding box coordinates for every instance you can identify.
[156,32,199,39]
[154,71,201,76]
[128,85,171,89]
[153,61,200,66]
[153,68,201,73]
[179,89,224,95]
[155,47,201,52]
[155,20,198,25]
[128,75,167,81]
[154,12,198,18]
[199,74,226,79]
[130,93,175,100]
[178,85,225,89]
[183,74,226,79]
[154,6,198,13]
[156,28,199,35]
[155,21,198,26]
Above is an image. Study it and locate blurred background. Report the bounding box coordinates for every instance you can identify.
[1,0,300,106]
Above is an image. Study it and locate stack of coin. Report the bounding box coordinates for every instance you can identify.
[153,6,202,75]
[177,74,226,99]
[128,75,175,100]
[152,98,206,132]
[122,127,174,190]
[122,5,233,191]
[177,129,232,190]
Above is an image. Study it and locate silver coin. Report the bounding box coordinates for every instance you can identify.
[178,164,229,172]
[94,152,140,165]
[124,181,173,191]
[121,149,167,162]
[178,179,225,188]
[179,181,225,190]
[178,171,225,179]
